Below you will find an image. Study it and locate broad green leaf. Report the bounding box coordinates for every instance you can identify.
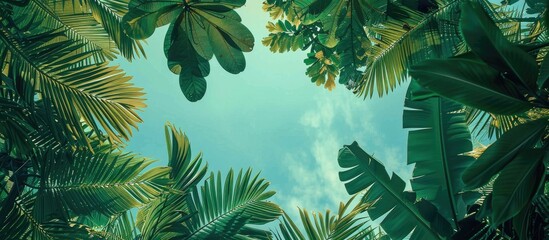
[462,118,547,189]
[410,58,533,115]
[122,0,182,39]
[491,148,545,225]
[404,82,476,228]
[461,1,538,90]
[180,70,207,102]
[338,142,443,240]
[124,0,253,101]
[317,0,346,48]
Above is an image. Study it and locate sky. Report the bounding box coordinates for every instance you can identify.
[120,1,413,224]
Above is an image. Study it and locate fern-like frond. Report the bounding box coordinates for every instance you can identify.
[40,150,171,215]
[0,24,145,146]
[356,0,462,97]
[182,169,282,239]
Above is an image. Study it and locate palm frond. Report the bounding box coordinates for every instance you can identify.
[274,195,374,240]
[356,0,462,97]
[136,123,207,240]
[0,190,92,240]
[47,0,145,60]
[465,106,526,140]
[182,169,282,239]
[11,0,118,62]
[0,24,145,146]
[40,149,171,216]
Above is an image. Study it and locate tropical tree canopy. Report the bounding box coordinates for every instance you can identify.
[1,0,548,239]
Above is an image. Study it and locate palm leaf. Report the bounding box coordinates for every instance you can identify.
[0,26,146,146]
[40,149,171,216]
[338,141,446,240]
[136,123,207,239]
[182,169,282,239]
[356,0,462,98]
[274,195,374,240]
[465,106,525,139]
[12,0,117,61]
[47,0,145,60]
[0,190,92,240]
[404,82,477,228]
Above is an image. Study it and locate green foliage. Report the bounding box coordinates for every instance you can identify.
[338,141,451,240]
[404,82,477,228]
[263,0,463,97]
[123,0,253,102]
[410,0,549,237]
[273,195,381,240]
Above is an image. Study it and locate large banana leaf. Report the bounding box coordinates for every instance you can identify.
[462,118,547,189]
[404,83,477,228]
[40,150,171,216]
[461,1,538,90]
[409,57,533,115]
[273,195,375,240]
[338,142,446,240]
[182,169,282,239]
[123,0,253,102]
[137,123,207,240]
[491,148,545,225]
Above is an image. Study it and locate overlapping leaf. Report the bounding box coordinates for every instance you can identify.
[462,118,547,189]
[41,150,171,216]
[182,169,282,239]
[338,142,446,240]
[123,0,253,101]
[404,82,477,228]
[273,195,374,240]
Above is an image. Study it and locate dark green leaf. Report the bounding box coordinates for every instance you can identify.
[410,58,533,115]
[462,118,547,189]
[491,148,545,225]
[460,1,538,90]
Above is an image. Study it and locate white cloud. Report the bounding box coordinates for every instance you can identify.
[280,93,414,221]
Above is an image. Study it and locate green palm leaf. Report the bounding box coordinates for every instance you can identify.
[274,195,375,240]
[404,83,477,228]
[465,106,526,139]
[40,150,171,216]
[47,0,145,60]
[356,0,462,98]
[136,123,207,240]
[182,169,282,239]
[9,0,118,61]
[0,191,92,240]
[338,142,446,240]
[0,26,146,146]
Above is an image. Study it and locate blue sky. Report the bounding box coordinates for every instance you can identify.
[121,1,413,221]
